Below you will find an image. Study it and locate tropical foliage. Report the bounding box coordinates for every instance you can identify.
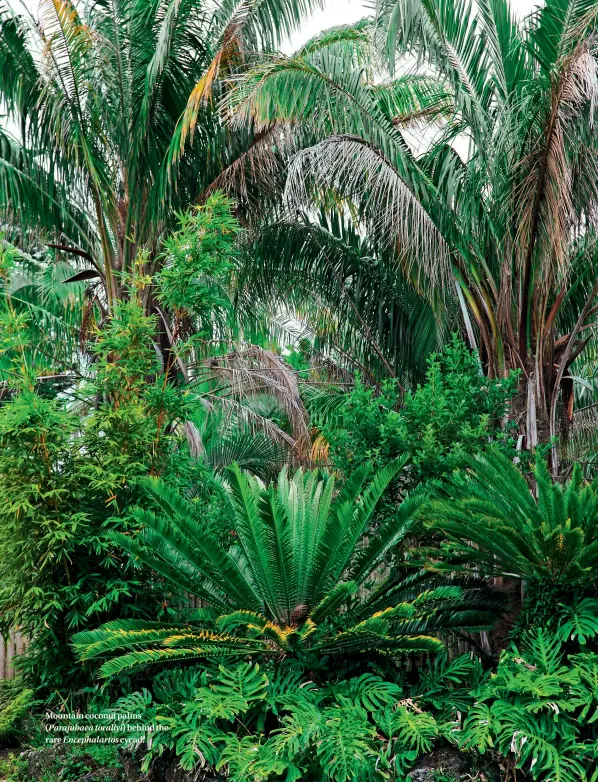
[0,0,319,311]
[458,630,598,782]
[0,302,202,694]
[72,461,501,677]
[109,656,480,781]
[422,449,598,624]
[2,0,598,781]
[230,0,598,464]
[0,679,34,742]
[100,621,598,782]
[322,335,520,494]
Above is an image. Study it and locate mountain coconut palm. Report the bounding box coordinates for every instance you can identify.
[73,459,501,677]
[227,0,598,469]
[0,0,321,312]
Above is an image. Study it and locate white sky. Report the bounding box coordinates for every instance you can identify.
[289,0,543,51]
[15,0,547,52]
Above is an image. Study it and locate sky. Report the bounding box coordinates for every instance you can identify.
[15,0,546,51]
[289,0,543,51]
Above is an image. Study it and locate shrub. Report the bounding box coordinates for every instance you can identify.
[457,630,598,782]
[0,680,35,744]
[322,335,519,496]
[111,657,479,781]
[0,301,207,698]
[110,619,598,782]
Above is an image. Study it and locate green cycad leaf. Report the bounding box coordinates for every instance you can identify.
[74,462,484,673]
[424,449,598,589]
[348,478,420,584]
[315,627,444,655]
[71,620,192,660]
[308,580,358,623]
[216,610,270,633]
[98,648,220,678]
[312,456,406,597]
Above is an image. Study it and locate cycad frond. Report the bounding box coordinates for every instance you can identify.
[424,449,598,588]
[75,462,493,675]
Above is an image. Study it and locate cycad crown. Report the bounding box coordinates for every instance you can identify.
[425,449,598,587]
[73,459,498,677]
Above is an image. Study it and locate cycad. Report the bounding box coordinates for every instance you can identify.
[423,449,598,591]
[73,459,497,676]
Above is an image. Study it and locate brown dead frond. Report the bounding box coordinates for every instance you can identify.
[196,345,311,462]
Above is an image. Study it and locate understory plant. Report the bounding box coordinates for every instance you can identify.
[0,293,209,697]
[108,610,598,782]
[321,336,519,497]
[0,199,263,700]
[73,460,500,676]
[458,629,598,782]
[111,655,484,781]
[422,449,598,627]
[0,679,34,744]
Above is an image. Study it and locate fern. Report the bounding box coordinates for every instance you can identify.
[0,679,35,739]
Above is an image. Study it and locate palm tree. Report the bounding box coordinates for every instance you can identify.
[0,0,319,312]
[227,0,598,468]
[73,459,500,677]
[0,1,343,454]
[0,240,88,386]
[232,23,454,383]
